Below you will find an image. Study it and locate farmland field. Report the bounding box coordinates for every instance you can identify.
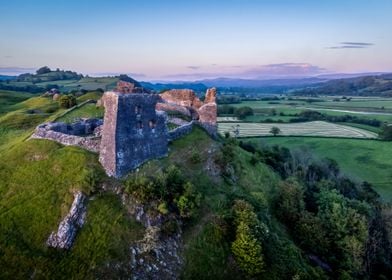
[247,137,392,201]
[226,96,392,123]
[218,121,378,138]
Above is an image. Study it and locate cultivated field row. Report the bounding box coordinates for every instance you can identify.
[218,121,378,139]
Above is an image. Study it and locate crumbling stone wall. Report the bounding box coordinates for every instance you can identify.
[47,191,87,249]
[158,88,217,137]
[31,120,102,153]
[168,121,194,142]
[99,91,168,178]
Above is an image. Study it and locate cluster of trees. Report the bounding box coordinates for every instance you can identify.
[291,110,382,127]
[125,165,201,219]
[216,95,241,104]
[0,83,44,93]
[218,105,254,120]
[379,124,392,140]
[16,66,83,83]
[237,140,392,278]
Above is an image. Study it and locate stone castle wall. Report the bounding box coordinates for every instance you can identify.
[168,121,194,142]
[99,91,168,178]
[31,120,102,153]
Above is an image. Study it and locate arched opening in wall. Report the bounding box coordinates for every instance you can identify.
[135,105,142,115]
[137,121,143,129]
[149,120,156,129]
[149,120,156,133]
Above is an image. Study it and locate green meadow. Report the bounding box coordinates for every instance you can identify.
[247,137,392,201]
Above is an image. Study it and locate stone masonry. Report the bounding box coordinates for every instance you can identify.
[99,91,168,178]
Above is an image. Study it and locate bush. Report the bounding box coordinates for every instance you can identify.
[190,149,202,164]
[59,95,77,109]
[379,124,392,141]
[176,182,202,218]
[231,222,265,276]
[234,106,254,119]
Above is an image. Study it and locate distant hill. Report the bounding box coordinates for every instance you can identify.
[294,73,392,97]
[140,81,207,93]
[0,75,16,81]
[198,77,326,88]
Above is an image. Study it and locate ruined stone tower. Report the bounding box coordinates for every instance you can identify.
[99,91,168,178]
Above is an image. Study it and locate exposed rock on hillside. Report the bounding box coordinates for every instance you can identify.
[47,191,87,249]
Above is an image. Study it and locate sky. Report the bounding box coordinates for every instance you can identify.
[0,0,391,81]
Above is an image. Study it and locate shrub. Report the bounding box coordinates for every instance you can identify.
[231,222,265,276]
[176,182,202,219]
[59,95,77,109]
[190,149,202,164]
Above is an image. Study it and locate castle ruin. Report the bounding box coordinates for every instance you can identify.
[31,81,218,178]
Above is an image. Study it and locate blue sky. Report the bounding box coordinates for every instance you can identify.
[0,0,391,80]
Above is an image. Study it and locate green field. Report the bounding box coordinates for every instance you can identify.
[57,103,104,123]
[218,121,377,139]
[226,97,392,123]
[247,137,392,201]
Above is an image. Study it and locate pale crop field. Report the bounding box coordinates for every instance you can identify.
[218,121,378,139]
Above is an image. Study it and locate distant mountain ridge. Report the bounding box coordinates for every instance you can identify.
[294,73,392,97]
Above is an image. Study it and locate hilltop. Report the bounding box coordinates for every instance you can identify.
[0,80,391,279]
[295,73,392,97]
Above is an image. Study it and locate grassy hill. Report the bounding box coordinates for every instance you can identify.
[249,137,392,201]
[0,93,391,279]
[295,74,392,97]
[0,67,120,93]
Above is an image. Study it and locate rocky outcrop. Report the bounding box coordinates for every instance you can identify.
[47,191,87,249]
[121,193,182,279]
[130,229,182,280]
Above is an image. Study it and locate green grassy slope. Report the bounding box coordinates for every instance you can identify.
[0,90,34,114]
[249,137,392,201]
[0,139,143,278]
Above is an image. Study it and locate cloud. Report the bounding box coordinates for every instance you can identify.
[241,63,326,78]
[327,42,374,49]
[0,66,35,75]
[186,66,201,70]
[90,72,146,78]
[4,56,13,59]
[160,62,327,81]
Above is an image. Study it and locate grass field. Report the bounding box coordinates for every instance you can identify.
[247,137,392,201]
[0,90,34,114]
[218,121,377,138]
[226,97,392,123]
[57,103,104,123]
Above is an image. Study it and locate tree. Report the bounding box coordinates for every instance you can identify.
[270,126,281,136]
[379,124,392,141]
[232,222,265,276]
[234,106,254,120]
[59,95,77,109]
[36,66,51,75]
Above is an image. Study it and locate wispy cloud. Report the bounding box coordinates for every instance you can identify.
[187,66,201,70]
[242,63,326,78]
[327,42,374,49]
[90,72,146,78]
[161,62,328,81]
[0,66,35,75]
